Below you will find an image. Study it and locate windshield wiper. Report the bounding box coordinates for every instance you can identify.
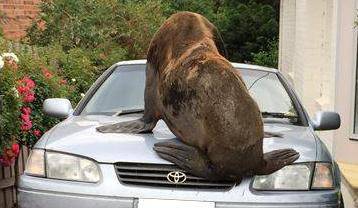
[114,109,298,118]
[113,108,144,116]
[261,111,298,119]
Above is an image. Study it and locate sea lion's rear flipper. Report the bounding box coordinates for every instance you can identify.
[96,118,157,134]
[153,140,220,180]
[256,149,300,175]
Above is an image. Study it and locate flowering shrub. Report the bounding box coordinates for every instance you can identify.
[0,39,74,166]
[0,143,20,167]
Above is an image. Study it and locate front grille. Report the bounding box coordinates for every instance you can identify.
[114,162,235,190]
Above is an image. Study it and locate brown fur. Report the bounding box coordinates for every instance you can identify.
[97,12,299,181]
[147,12,264,176]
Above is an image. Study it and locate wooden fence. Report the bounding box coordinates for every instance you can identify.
[0,147,29,208]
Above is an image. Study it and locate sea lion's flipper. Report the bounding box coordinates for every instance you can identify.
[97,63,159,134]
[153,140,220,180]
[256,149,299,175]
[96,118,157,134]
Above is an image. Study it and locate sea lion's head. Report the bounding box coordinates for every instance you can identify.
[147,12,228,72]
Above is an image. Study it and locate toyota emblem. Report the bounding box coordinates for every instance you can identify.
[166,171,187,184]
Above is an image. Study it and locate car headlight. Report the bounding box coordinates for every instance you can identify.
[25,149,100,183]
[311,163,334,189]
[252,162,334,191]
[25,149,45,177]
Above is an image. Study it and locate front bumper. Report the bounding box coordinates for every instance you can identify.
[18,164,341,208]
[18,188,132,208]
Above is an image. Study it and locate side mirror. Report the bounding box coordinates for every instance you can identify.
[43,98,73,119]
[312,111,341,131]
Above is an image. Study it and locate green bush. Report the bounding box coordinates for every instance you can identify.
[252,39,278,68]
[165,0,279,63]
[26,0,167,59]
[215,1,278,62]
[24,0,167,103]
[36,46,97,103]
[26,0,279,65]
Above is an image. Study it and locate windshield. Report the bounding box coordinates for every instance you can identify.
[239,69,296,116]
[81,65,146,115]
[81,64,299,123]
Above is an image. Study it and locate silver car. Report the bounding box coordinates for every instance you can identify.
[18,60,344,208]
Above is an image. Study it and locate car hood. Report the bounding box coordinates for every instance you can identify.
[40,115,317,163]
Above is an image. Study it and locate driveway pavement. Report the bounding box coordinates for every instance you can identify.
[320,134,356,208]
[342,181,356,208]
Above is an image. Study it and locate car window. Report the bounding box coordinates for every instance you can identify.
[239,69,297,116]
[81,64,298,122]
[81,65,146,116]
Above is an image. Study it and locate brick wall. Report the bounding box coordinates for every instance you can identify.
[0,0,41,40]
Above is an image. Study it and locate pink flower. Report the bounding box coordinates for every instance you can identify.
[11,144,20,156]
[20,120,32,131]
[33,129,42,137]
[21,113,31,122]
[16,85,30,94]
[21,107,32,115]
[20,106,32,132]
[22,77,35,89]
[17,77,36,103]
[18,77,35,91]
[23,92,35,103]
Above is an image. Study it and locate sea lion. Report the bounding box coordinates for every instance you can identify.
[97,12,299,181]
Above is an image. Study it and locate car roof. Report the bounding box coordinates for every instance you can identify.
[114,59,278,73]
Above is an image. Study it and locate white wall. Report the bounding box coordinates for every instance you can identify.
[333,0,358,164]
[279,0,337,151]
[279,0,296,83]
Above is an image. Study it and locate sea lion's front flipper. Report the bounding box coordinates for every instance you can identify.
[256,149,300,175]
[153,140,219,180]
[96,118,157,134]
